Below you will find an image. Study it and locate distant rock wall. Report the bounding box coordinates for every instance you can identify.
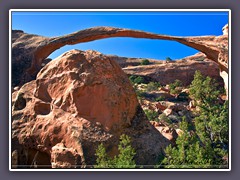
[123,54,224,86]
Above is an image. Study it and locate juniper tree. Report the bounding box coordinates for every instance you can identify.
[162,117,212,168]
[162,71,228,168]
[95,134,136,168]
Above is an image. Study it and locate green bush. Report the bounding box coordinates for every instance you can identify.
[169,79,182,94]
[162,117,213,168]
[189,70,219,105]
[144,109,159,122]
[94,143,109,168]
[129,75,146,84]
[176,92,189,101]
[146,82,161,91]
[95,134,136,168]
[135,89,147,100]
[155,96,165,102]
[140,59,150,65]
[159,113,171,124]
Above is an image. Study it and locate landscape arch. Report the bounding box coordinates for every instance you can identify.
[12,26,228,95]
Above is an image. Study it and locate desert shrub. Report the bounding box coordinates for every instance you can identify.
[176,92,189,101]
[140,59,150,65]
[129,75,146,84]
[146,82,161,91]
[189,70,219,105]
[155,96,165,102]
[144,109,159,122]
[169,79,182,94]
[95,134,136,168]
[159,113,171,124]
[94,143,109,168]
[135,89,147,100]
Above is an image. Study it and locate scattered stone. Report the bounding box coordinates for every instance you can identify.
[150,121,178,144]
[176,129,184,136]
[189,100,197,109]
[163,108,173,117]
[51,143,83,168]
[155,102,167,111]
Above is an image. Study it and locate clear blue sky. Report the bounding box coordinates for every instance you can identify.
[12,11,229,60]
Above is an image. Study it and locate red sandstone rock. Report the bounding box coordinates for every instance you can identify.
[176,129,184,136]
[51,143,84,168]
[160,87,170,93]
[123,58,223,86]
[150,121,178,144]
[12,49,170,168]
[155,103,167,111]
[163,108,173,117]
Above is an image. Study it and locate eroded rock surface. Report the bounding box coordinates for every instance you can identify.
[150,121,178,144]
[123,57,223,86]
[12,50,170,168]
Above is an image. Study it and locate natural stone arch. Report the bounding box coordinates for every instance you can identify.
[12,26,228,93]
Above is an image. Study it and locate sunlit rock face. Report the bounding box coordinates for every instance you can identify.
[11,49,171,168]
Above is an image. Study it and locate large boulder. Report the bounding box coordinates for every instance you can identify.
[12,49,170,168]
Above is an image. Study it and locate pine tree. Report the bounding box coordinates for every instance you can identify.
[95,134,136,168]
[162,71,228,168]
[95,143,111,168]
[162,117,212,168]
[189,70,229,167]
[112,134,136,168]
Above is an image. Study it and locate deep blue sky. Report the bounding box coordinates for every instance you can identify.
[12,11,229,60]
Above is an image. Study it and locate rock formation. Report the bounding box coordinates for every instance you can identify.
[123,57,223,86]
[12,49,170,168]
[106,55,162,68]
[150,121,178,144]
[12,25,228,91]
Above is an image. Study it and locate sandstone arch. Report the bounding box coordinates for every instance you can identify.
[12,26,228,90]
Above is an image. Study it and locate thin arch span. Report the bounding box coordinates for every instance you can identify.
[12,26,228,87]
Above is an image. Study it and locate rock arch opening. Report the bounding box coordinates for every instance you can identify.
[12,26,228,92]
[45,38,199,64]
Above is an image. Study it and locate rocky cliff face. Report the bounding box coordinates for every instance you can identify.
[123,53,224,86]
[107,55,162,68]
[12,26,228,88]
[12,50,170,168]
